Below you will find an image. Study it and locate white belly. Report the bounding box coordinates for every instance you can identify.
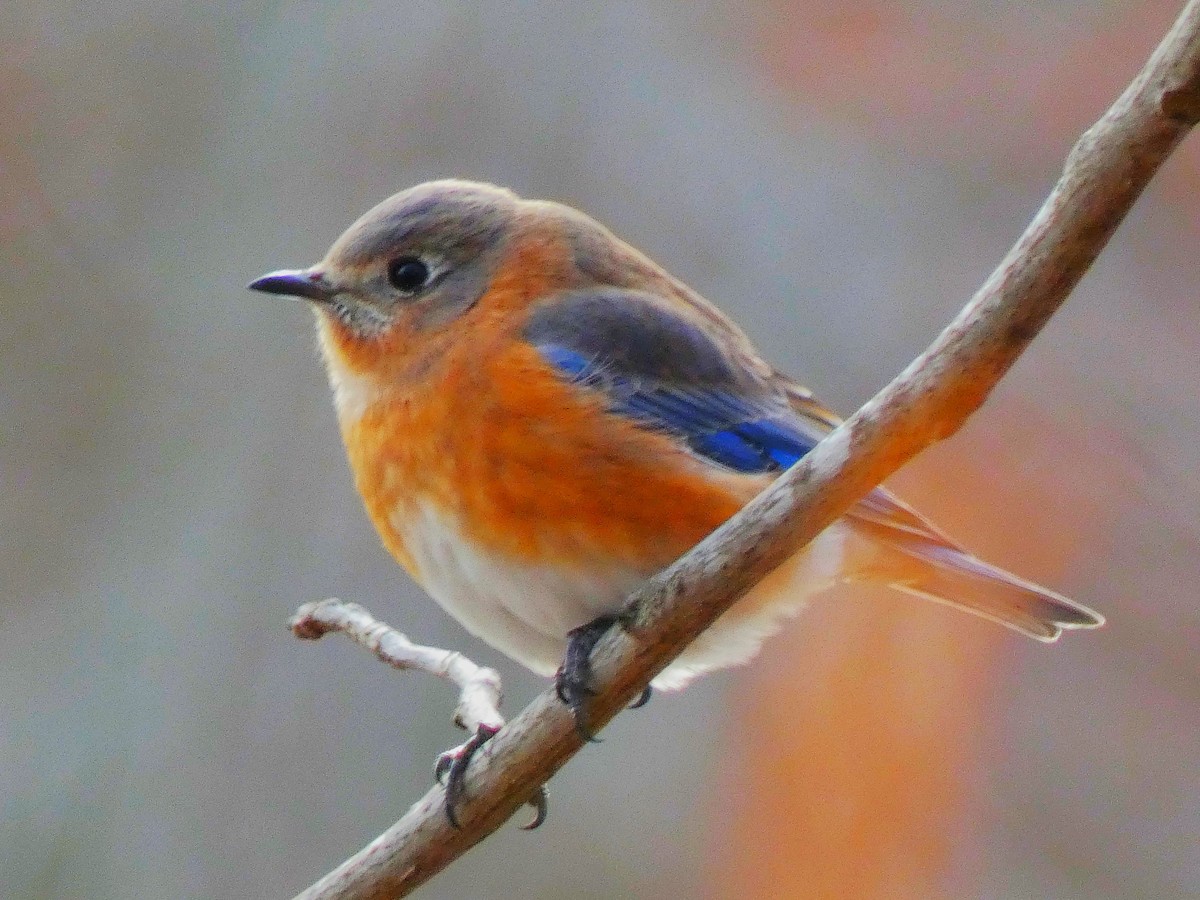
[396,502,645,677]
[396,501,850,690]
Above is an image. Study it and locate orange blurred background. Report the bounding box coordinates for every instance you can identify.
[2,2,1197,898]
[712,6,1198,898]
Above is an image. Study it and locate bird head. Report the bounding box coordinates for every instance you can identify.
[249,179,521,342]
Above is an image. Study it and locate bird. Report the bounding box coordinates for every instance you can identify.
[250,178,1102,801]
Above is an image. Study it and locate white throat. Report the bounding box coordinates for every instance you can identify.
[315,320,384,425]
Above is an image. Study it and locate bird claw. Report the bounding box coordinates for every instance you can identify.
[520,785,550,830]
[555,615,618,741]
[434,723,500,829]
[629,684,653,709]
[435,724,550,830]
[555,616,655,738]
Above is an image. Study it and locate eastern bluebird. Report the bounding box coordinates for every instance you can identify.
[250,179,1103,717]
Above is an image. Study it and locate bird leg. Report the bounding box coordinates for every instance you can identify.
[434,724,498,828]
[555,615,615,740]
[556,615,654,740]
[433,724,549,830]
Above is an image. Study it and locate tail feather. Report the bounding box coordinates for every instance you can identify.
[849,489,1104,641]
[885,548,1104,641]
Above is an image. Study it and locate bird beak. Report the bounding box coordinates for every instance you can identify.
[248,268,336,303]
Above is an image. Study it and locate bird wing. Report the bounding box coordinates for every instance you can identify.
[524,288,823,473]
[524,287,964,546]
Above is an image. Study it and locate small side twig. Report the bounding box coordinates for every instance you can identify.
[290,599,505,736]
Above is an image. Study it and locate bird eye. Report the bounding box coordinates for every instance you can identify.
[386,256,430,293]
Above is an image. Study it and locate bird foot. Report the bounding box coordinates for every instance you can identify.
[555,616,616,740]
[555,616,654,740]
[434,724,550,830]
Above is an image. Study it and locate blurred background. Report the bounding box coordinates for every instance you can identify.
[2,1,1198,897]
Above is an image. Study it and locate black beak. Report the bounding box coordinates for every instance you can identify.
[248,269,335,303]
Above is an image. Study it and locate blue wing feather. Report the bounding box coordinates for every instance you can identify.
[524,290,819,474]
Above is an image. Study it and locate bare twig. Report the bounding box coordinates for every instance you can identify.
[292,4,1200,898]
[290,600,550,827]
[290,599,505,735]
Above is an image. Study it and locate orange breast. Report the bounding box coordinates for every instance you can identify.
[340,335,755,581]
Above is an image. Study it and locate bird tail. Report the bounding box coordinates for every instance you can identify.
[852,518,1104,641]
[654,488,1104,691]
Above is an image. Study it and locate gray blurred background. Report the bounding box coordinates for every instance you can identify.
[2,2,1198,898]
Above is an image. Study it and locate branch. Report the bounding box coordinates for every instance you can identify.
[290,599,505,736]
[290,600,549,828]
[293,5,1200,897]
